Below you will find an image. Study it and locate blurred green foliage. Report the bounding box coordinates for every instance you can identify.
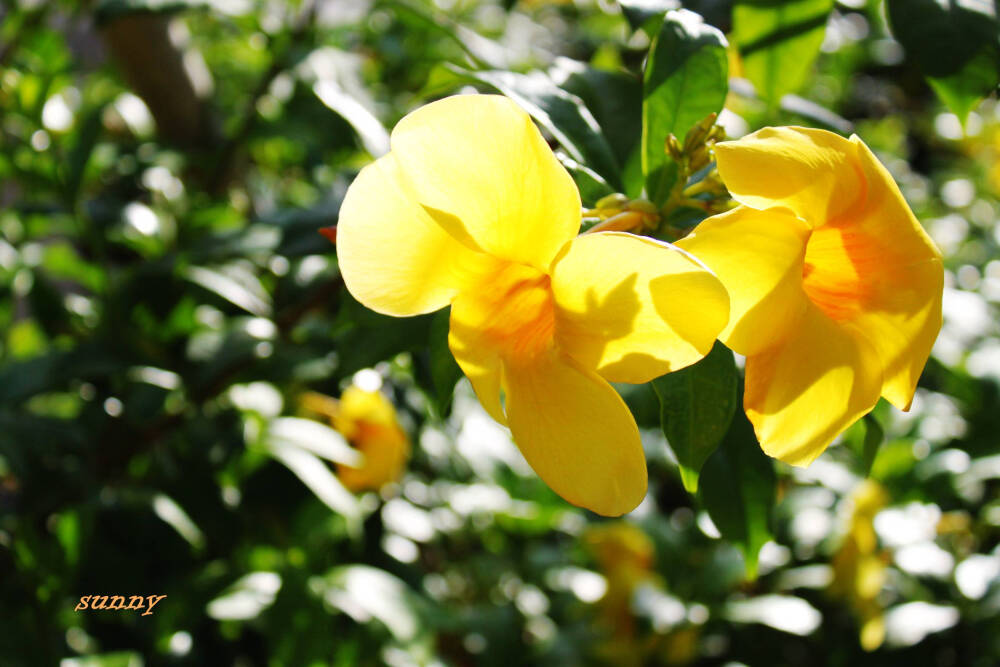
[1,0,1000,665]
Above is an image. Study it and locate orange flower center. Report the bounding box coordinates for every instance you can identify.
[801,225,877,322]
[471,262,557,362]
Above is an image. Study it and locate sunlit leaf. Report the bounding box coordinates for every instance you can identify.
[732,0,834,105]
[311,565,426,642]
[206,571,282,621]
[152,493,206,549]
[550,57,642,171]
[642,9,728,205]
[183,264,272,317]
[313,81,390,158]
[618,0,680,33]
[267,417,363,467]
[726,594,822,635]
[268,443,361,524]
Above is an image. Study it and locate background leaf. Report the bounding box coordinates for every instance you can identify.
[699,405,775,580]
[651,341,738,493]
[856,413,884,478]
[445,66,623,189]
[642,9,728,205]
[887,0,1000,122]
[618,0,681,34]
[731,0,835,105]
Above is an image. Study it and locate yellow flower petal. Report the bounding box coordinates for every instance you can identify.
[550,232,730,384]
[336,153,493,316]
[447,260,556,425]
[714,126,867,227]
[448,296,507,426]
[676,206,812,357]
[801,222,943,412]
[338,422,410,492]
[744,306,883,466]
[337,386,398,432]
[842,137,944,410]
[503,349,647,516]
[390,94,581,271]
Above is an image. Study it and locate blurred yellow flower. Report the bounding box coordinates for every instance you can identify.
[586,521,656,594]
[830,480,889,651]
[679,127,943,465]
[336,94,729,516]
[585,522,698,666]
[585,522,656,662]
[301,387,410,493]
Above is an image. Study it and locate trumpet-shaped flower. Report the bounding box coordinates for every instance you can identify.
[678,127,943,465]
[336,94,729,515]
[301,387,410,492]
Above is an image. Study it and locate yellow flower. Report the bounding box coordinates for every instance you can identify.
[678,127,943,465]
[301,387,410,492]
[830,480,889,651]
[585,521,655,586]
[584,522,656,654]
[336,94,729,515]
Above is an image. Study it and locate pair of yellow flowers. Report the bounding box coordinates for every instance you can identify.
[336,94,943,516]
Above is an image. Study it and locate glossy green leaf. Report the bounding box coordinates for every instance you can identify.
[699,406,775,580]
[732,0,834,104]
[182,264,272,317]
[927,51,1000,124]
[558,154,615,206]
[445,66,623,189]
[314,81,390,158]
[887,0,1000,122]
[550,57,642,169]
[651,341,739,493]
[618,0,681,34]
[858,413,884,478]
[642,9,728,205]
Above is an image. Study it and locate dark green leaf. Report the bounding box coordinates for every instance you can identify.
[445,66,623,189]
[927,50,1000,124]
[642,9,728,205]
[699,405,775,580]
[887,0,1000,121]
[64,104,106,203]
[550,58,642,169]
[427,309,463,417]
[618,0,681,35]
[651,341,739,493]
[732,0,834,104]
[0,346,121,405]
[858,413,883,478]
[557,154,615,206]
